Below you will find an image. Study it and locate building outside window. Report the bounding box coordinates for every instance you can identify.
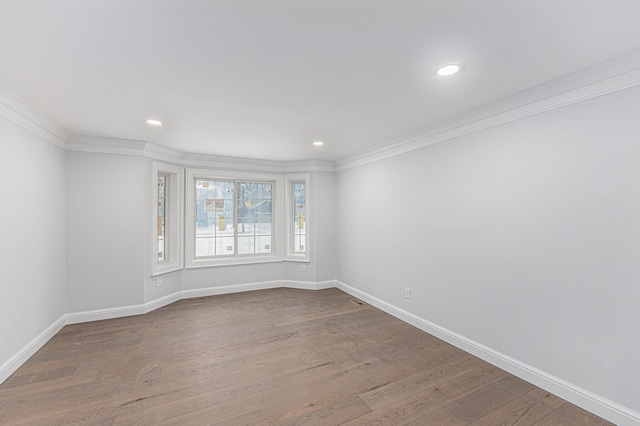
[152,162,184,276]
[293,182,306,253]
[194,180,273,257]
[181,169,310,268]
[157,174,167,262]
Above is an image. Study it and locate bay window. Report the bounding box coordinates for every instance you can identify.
[157,167,310,270]
[151,162,184,276]
[284,173,310,262]
[185,169,282,268]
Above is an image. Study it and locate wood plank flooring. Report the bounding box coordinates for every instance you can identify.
[0,288,613,425]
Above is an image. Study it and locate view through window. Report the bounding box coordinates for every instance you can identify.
[195,180,273,257]
[157,174,167,261]
[293,182,306,253]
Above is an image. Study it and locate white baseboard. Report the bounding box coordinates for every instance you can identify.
[65,292,183,325]
[180,280,284,299]
[180,279,338,299]
[283,279,338,290]
[63,280,338,326]
[65,304,146,324]
[0,316,66,384]
[335,280,640,426]
[143,292,181,313]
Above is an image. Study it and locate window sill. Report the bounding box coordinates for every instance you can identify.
[185,254,283,269]
[283,253,310,263]
[151,262,183,277]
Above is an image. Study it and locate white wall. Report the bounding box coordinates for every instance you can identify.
[312,171,337,282]
[66,151,145,313]
[336,86,640,414]
[181,262,285,291]
[0,116,66,375]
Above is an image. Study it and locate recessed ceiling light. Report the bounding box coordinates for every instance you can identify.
[146,119,163,126]
[436,63,462,77]
[313,141,324,146]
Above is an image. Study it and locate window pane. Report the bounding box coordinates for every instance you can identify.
[237,182,273,255]
[237,236,255,254]
[193,179,273,258]
[195,180,235,257]
[293,182,305,253]
[158,175,167,261]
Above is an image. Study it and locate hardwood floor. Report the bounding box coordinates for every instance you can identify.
[0,288,612,425]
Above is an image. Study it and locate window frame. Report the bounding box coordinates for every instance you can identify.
[284,173,310,262]
[157,173,168,263]
[185,168,283,268]
[151,162,184,276]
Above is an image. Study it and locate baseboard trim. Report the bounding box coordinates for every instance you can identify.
[63,280,339,325]
[335,280,640,426]
[180,280,285,299]
[282,279,338,290]
[0,316,66,384]
[180,279,338,299]
[144,292,181,313]
[65,304,146,325]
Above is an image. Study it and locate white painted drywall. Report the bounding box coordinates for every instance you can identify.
[65,151,145,313]
[0,117,66,370]
[312,171,337,282]
[180,262,284,291]
[336,86,640,413]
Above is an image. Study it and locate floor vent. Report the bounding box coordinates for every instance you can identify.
[350,299,366,306]
[188,297,211,302]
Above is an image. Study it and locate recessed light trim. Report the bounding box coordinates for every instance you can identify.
[436,63,463,77]
[146,119,163,126]
[313,141,324,146]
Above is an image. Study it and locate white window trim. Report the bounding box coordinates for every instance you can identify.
[151,162,184,276]
[185,168,284,268]
[284,173,310,262]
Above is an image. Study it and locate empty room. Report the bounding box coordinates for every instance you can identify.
[1,1,639,424]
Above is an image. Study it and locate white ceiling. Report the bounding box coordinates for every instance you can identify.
[1,0,640,162]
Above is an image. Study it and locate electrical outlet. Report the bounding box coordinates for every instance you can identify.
[157,277,163,287]
[404,287,411,299]
[301,264,307,272]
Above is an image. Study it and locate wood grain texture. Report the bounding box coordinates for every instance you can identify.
[0,288,612,425]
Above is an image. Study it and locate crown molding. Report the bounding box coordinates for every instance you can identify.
[144,142,185,165]
[0,81,71,149]
[336,48,640,171]
[284,160,337,173]
[181,155,337,173]
[65,136,337,173]
[181,151,287,173]
[66,134,147,156]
